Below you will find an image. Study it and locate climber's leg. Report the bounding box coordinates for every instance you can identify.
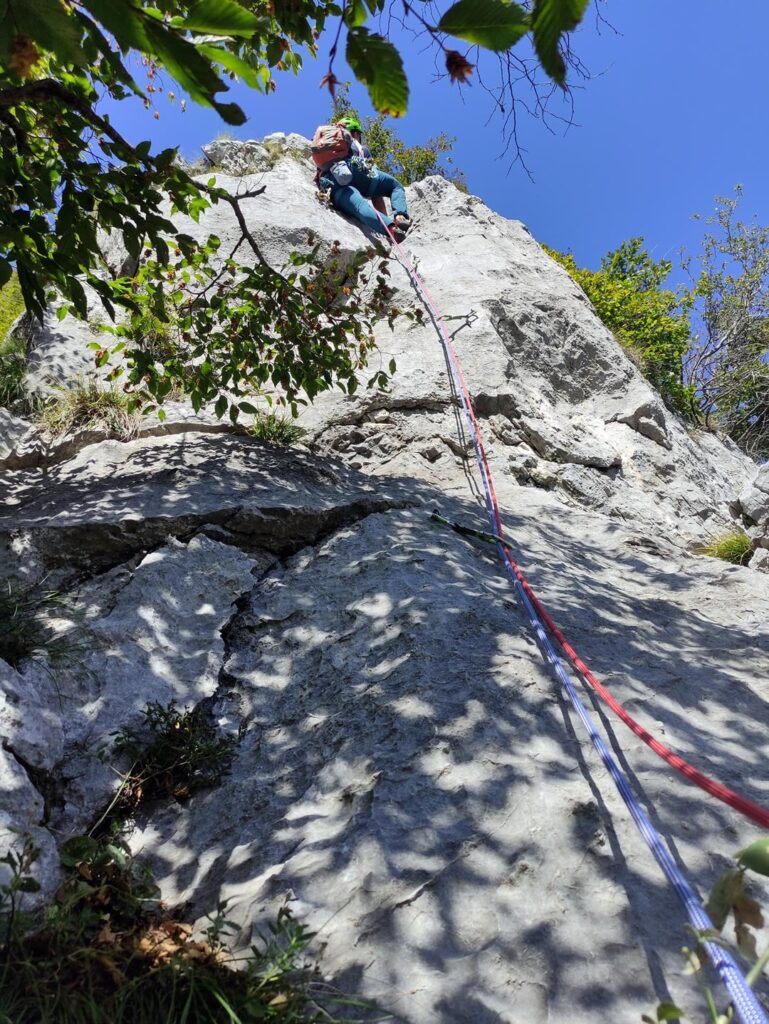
[331,184,391,235]
[366,170,409,221]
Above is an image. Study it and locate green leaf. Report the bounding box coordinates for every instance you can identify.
[81,0,151,52]
[60,836,99,867]
[706,869,744,929]
[656,1005,686,1022]
[142,18,246,124]
[176,0,260,37]
[438,0,529,52]
[531,0,590,87]
[737,837,769,877]
[197,43,264,89]
[346,28,408,117]
[18,877,42,893]
[344,0,368,28]
[239,400,258,413]
[8,0,85,63]
[214,395,228,418]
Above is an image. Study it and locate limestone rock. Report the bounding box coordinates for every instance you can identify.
[739,465,769,549]
[129,496,769,1023]
[201,137,271,175]
[0,433,413,584]
[0,408,34,465]
[3,134,769,1024]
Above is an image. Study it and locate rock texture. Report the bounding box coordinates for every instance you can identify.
[1,135,768,1023]
[739,464,769,565]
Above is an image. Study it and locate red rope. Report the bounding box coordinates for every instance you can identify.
[384,219,769,831]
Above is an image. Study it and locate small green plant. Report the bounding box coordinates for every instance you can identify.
[0,832,364,1024]
[644,837,769,1024]
[0,833,41,950]
[697,531,753,565]
[0,581,77,670]
[37,379,142,440]
[250,410,307,446]
[110,701,237,817]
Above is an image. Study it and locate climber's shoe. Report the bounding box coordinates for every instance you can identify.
[393,213,412,231]
[391,224,409,243]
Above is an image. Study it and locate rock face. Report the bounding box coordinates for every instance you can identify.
[1,135,768,1023]
[739,464,769,567]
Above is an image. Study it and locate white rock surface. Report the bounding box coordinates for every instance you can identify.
[1,135,768,1024]
[740,464,769,552]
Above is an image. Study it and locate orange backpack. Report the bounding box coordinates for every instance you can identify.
[310,124,352,169]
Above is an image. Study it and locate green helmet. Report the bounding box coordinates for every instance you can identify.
[339,116,362,133]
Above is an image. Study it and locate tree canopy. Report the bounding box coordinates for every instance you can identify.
[685,188,769,461]
[0,0,591,416]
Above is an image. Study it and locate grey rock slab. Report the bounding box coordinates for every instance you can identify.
[0,533,259,865]
[0,409,35,464]
[0,400,242,472]
[48,533,258,834]
[0,433,415,582]
[297,174,754,543]
[201,137,271,175]
[23,308,103,399]
[130,498,769,1024]
[740,464,769,527]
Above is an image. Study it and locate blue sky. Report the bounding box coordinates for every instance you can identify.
[105,1,769,275]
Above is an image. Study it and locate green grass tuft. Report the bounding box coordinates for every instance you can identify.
[697,531,753,565]
[0,581,79,670]
[250,410,306,446]
[38,379,141,440]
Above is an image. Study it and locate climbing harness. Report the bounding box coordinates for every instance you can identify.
[378,213,769,1024]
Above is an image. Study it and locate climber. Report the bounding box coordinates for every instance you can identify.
[310,118,412,242]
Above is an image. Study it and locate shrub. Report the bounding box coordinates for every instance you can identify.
[697,531,753,565]
[0,834,359,1024]
[38,379,141,440]
[111,701,237,817]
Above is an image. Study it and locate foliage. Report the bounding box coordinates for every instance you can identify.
[0,0,591,417]
[110,701,237,817]
[37,379,141,439]
[696,531,753,566]
[645,836,769,1024]
[546,239,696,417]
[97,234,399,421]
[684,187,769,460]
[0,580,78,669]
[250,410,307,445]
[0,273,28,408]
[0,832,363,1024]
